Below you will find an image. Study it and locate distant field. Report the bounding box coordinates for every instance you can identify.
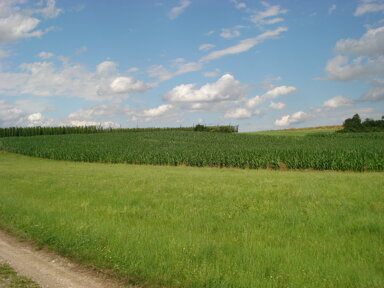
[248,125,343,136]
[1,130,383,171]
[0,152,383,288]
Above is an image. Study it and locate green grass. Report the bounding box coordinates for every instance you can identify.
[0,151,383,288]
[0,263,40,288]
[1,131,383,171]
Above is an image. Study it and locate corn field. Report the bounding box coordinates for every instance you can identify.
[1,131,383,171]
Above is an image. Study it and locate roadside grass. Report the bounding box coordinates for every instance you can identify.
[0,151,383,288]
[0,263,40,288]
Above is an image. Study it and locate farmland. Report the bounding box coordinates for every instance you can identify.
[1,130,383,171]
[0,151,383,288]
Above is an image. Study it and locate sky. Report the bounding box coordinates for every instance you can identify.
[0,0,384,131]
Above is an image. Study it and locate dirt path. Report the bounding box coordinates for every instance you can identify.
[0,230,131,288]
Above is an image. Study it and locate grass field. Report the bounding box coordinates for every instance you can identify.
[0,151,383,288]
[1,130,383,171]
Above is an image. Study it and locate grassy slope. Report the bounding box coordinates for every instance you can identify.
[0,152,383,288]
[248,126,343,136]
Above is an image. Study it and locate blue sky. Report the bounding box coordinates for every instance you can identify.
[0,0,383,131]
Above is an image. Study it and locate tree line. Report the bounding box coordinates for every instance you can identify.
[340,114,384,132]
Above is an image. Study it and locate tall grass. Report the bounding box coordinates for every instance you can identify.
[0,152,383,288]
[1,131,383,171]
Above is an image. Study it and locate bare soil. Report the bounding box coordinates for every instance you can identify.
[0,229,133,288]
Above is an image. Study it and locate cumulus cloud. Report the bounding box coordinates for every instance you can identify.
[269,101,285,110]
[325,24,384,102]
[355,0,384,16]
[97,61,117,75]
[0,99,24,125]
[168,0,191,20]
[0,59,150,101]
[274,111,309,126]
[325,55,384,81]
[27,112,42,121]
[361,86,384,101]
[322,95,354,108]
[250,2,288,26]
[68,103,128,121]
[109,76,149,94]
[200,27,287,62]
[334,26,384,57]
[224,108,252,119]
[0,99,55,127]
[130,104,179,123]
[0,0,61,43]
[164,74,247,102]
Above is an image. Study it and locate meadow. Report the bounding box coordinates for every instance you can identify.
[0,151,383,288]
[1,130,383,171]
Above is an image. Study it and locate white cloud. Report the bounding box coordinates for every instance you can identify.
[27,112,42,121]
[147,61,202,82]
[200,27,287,62]
[274,111,309,126]
[69,120,120,128]
[168,0,191,20]
[109,76,149,94]
[0,58,150,101]
[142,104,173,117]
[325,55,384,81]
[224,108,252,119]
[127,67,139,73]
[355,0,384,16]
[199,43,215,51]
[246,85,296,108]
[220,26,243,39]
[0,14,43,42]
[130,104,179,123]
[32,0,62,19]
[230,0,246,9]
[334,26,384,57]
[203,68,221,78]
[68,103,127,121]
[325,24,384,103]
[250,2,288,26]
[164,74,247,102]
[0,99,24,125]
[328,4,337,15]
[38,51,54,59]
[361,86,384,101]
[322,95,354,108]
[97,61,117,75]
[269,101,285,110]
[0,0,61,43]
